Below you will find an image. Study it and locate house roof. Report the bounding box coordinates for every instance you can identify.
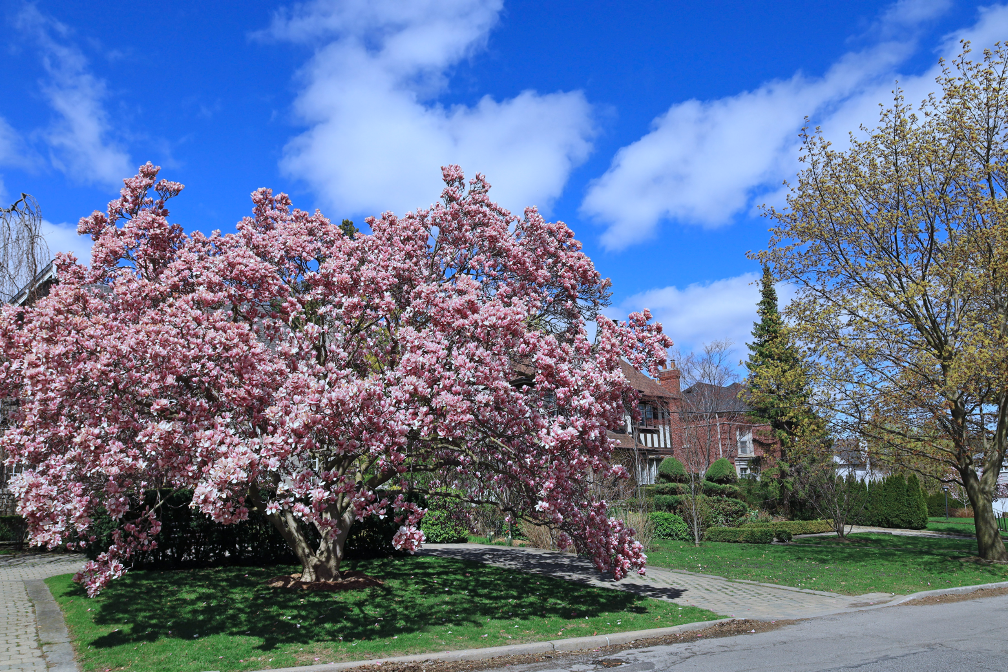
[10,260,57,307]
[682,381,749,414]
[607,429,639,450]
[619,360,674,399]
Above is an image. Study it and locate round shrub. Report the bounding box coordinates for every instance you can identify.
[658,456,688,483]
[773,529,793,543]
[704,458,738,484]
[651,512,691,541]
[420,508,469,543]
[707,497,748,527]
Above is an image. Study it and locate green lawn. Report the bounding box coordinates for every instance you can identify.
[646,533,1008,596]
[924,517,1008,537]
[926,517,978,535]
[49,556,719,672]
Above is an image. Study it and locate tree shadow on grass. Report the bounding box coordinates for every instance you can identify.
[420,545,686,601]
[60,555,661,654]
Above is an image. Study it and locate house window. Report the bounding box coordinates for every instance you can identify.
[637,456,662,485]
[737,428,753,455]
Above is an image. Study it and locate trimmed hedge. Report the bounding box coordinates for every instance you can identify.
[846,474,928,529]
[739,519,833,535]
[658,456,688,483]
[704,458,738,484]
[648,481,742,500]
[652,493,688,513]
[704,527,775,544]
[651,512,691,541]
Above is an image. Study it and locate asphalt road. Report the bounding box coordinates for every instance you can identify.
[495,593,1008,672]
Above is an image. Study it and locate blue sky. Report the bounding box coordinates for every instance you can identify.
[1,0,1004,361]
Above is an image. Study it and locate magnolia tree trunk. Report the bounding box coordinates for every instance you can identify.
[962,468,1008,562]
[265,508,354,582]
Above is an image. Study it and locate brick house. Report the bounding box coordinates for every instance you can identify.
[611,359,780,485]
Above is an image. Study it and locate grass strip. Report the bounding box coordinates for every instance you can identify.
[48,555,719,672]
[646,533,1008,596]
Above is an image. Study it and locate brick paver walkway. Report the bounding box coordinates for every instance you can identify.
[422,544,898,620]
[0,554,83,671]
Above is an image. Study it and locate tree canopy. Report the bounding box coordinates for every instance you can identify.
[758,43,1008,560]
[0,163,672,594]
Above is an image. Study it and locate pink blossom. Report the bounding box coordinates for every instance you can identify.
[1,163,671,592]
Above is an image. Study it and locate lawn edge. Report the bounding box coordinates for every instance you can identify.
[260,617,735,672]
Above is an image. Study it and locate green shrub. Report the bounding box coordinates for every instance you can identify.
[774,529,793,543]
[658,457,688,483]
[420,507,469,543]
[738,519,833,535]
[0,515,26,549]
[651,512,691,541]
[704,527,774,543]
[704,458,738,484]
[926,491,965,517]
[652,493,747,531]
[707,497,748,527]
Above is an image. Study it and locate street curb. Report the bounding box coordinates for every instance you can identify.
[259,617,735,672]
[249,581,1008,672]
[23,579,80,672]
[885,580,1008,608]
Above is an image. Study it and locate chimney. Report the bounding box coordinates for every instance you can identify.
[658,359,681,396]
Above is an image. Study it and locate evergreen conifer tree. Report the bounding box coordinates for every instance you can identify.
[744,265,822,456]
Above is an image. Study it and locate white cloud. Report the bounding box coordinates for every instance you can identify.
[15,6,131,189]
[610,273,797,362]
[0,117,37,197]
[264,0,595,218]
[581,0,1008,251]
[0,117,27,167]
[40,219,93,267]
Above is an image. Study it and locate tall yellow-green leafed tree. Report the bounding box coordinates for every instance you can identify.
[758,43,1008,561]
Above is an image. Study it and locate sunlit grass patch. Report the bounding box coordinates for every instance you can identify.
[647,533,1008,595]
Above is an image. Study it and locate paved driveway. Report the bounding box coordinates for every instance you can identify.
[0,554,83,672]
[421,544,899,620]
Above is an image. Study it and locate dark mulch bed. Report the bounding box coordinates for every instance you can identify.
[266,570,384,591]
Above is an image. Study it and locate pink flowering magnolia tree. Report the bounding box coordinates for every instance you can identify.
[0,163,672,595]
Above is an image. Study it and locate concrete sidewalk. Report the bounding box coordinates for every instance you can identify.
[797,525,981,540]
[420,543,901,620]
[0,553,83,672]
